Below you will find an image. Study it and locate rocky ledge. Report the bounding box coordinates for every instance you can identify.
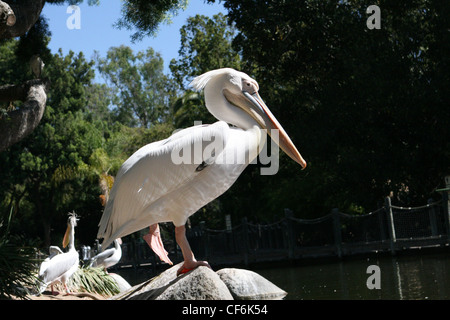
[111,263,287,300]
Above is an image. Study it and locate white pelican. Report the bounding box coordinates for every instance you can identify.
[38,246,63,292]
[89,238,122,271]
[97,68,306,275]
[38,213,79,295]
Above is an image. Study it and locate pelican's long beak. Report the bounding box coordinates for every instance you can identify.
[224,88,307,168]
[62,224,70,248]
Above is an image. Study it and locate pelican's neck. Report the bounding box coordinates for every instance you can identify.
[254,124,268,158]
[68,224,75,251]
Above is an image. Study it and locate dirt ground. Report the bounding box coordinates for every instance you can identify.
[25,291,107,300]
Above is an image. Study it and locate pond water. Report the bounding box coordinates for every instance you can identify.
[116,251,450,300]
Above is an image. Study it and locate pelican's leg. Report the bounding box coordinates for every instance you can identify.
[143,224,173,265]
[64,284,71,295]
[175,225,211,276]
[51,284,58,296]
[62,280,72,295]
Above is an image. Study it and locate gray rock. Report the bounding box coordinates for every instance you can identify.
[156,266,233,300]
[108,273,131,292]
[111,263,286,300]
[217,268,287,300]
[112,263,233,300]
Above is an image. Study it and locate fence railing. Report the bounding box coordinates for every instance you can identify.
[103,196,450,269]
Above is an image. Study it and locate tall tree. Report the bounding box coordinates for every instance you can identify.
[0,48,106,246]
[115,0,188,42]
[0,0,101,152]
[0,16,51,152]
[170,13,241,89]
[220,0,450,211]
[96,46,177,128]
[0,0,183,151]
[169,13,242,129]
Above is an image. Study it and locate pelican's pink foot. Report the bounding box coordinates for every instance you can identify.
[143,224,173,265]
[177,260,211,276]
[174,225,211,276]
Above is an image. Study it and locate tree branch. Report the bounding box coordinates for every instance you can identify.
[0,79,49,152]
[0,0,45,39]
[0,0,15,29]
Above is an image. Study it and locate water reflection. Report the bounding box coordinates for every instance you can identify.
[254,253,450,299]
[116,252,450,300]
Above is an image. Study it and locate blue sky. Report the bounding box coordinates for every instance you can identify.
[41,0,226,75]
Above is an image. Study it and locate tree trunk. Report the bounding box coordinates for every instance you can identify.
[0,1,49,151]
[0,0,15,31]
[0,79,49,152]
[0,0,45,39]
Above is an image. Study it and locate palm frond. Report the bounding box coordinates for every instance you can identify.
[69,266,120,297]
[0,207,39,300]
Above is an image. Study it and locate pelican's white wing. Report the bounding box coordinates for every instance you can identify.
[98,121,262,249]
[90,242,121,269]
[90,247,115,267]
[38,250,79,292]
[48,246,63,256]
[38,246,63,277]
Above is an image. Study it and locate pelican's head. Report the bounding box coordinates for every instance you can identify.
[67,211,78,227]
[63,212,78,248]
[190,68,307,168]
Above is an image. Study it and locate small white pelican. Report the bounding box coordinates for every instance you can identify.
[89,238,122,271]
[97,68,306,275]
[38,212,79,295]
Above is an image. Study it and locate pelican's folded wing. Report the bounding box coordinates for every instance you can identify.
[97,121,231,248]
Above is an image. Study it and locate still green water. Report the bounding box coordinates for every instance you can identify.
[255,253,450,300]
[117,252,450,300]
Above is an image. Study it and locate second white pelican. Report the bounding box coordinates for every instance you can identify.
[38,212,79,295]
[97,68,306,275]
[89,238,122,271]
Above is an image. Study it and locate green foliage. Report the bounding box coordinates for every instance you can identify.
[0,40,21,112]
[0,207,38,300]
[69,266,120,297]
[172,91,216,128]
[15,17,52,70]
[170,13,242,89]
[220,0,450,214]
[115,0,189,42]
[96,46,178,128]
[0,37,180,246]
[0,46,105,246]
[169,13,241,128]
[84,83,115,124]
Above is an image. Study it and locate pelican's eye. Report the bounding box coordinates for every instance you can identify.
[242,79,258,95]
